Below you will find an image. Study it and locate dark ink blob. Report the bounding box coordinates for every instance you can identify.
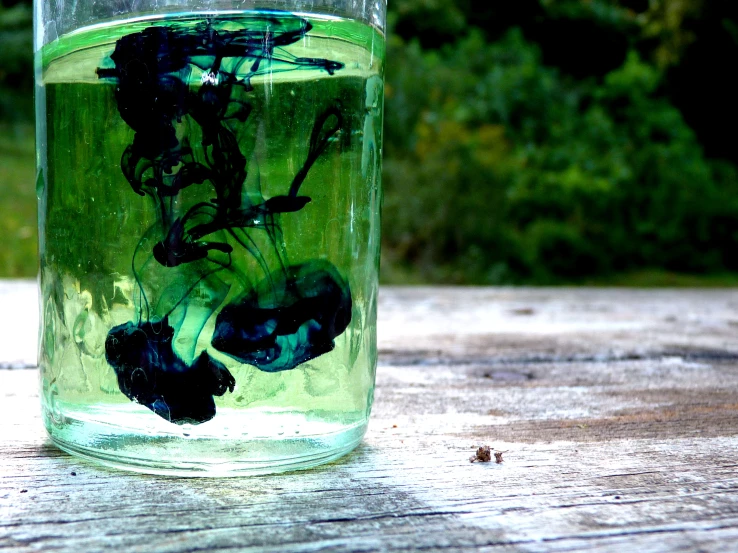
[105,319,235,424]
[212,262,352,372]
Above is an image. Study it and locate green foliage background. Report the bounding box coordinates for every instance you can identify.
[2,0,738,284]
[383,0,738,284]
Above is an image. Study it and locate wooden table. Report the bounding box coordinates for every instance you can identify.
[2,281,738,552]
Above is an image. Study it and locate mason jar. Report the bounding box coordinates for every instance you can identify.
[35,0,385,475]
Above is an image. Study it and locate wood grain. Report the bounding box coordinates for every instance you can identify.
[2,282,738,552]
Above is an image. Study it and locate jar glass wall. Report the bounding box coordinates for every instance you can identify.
[35,0,385,475]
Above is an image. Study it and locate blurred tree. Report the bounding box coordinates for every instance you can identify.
[637,0,704,67]
[660,0,738,163]
[390,0,469,47]
[383,19,738,283]
[0,0,33,122]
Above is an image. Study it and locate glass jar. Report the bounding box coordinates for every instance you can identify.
[35,0,385,475]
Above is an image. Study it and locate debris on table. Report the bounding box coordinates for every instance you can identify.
[469,446,507,464]
[470,445,492,463]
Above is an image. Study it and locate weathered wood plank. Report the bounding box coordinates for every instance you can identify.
[2,283,738,552]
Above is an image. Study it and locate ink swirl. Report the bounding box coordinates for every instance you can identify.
[98,12,352,424]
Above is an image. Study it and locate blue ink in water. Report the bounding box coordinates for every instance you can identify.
[105,319,235,424]
[212,261,352,372]
[98,12,353,424]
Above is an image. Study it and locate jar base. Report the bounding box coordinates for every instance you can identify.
[43,405,368,477]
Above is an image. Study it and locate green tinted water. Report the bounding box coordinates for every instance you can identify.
[36,11,384,475]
